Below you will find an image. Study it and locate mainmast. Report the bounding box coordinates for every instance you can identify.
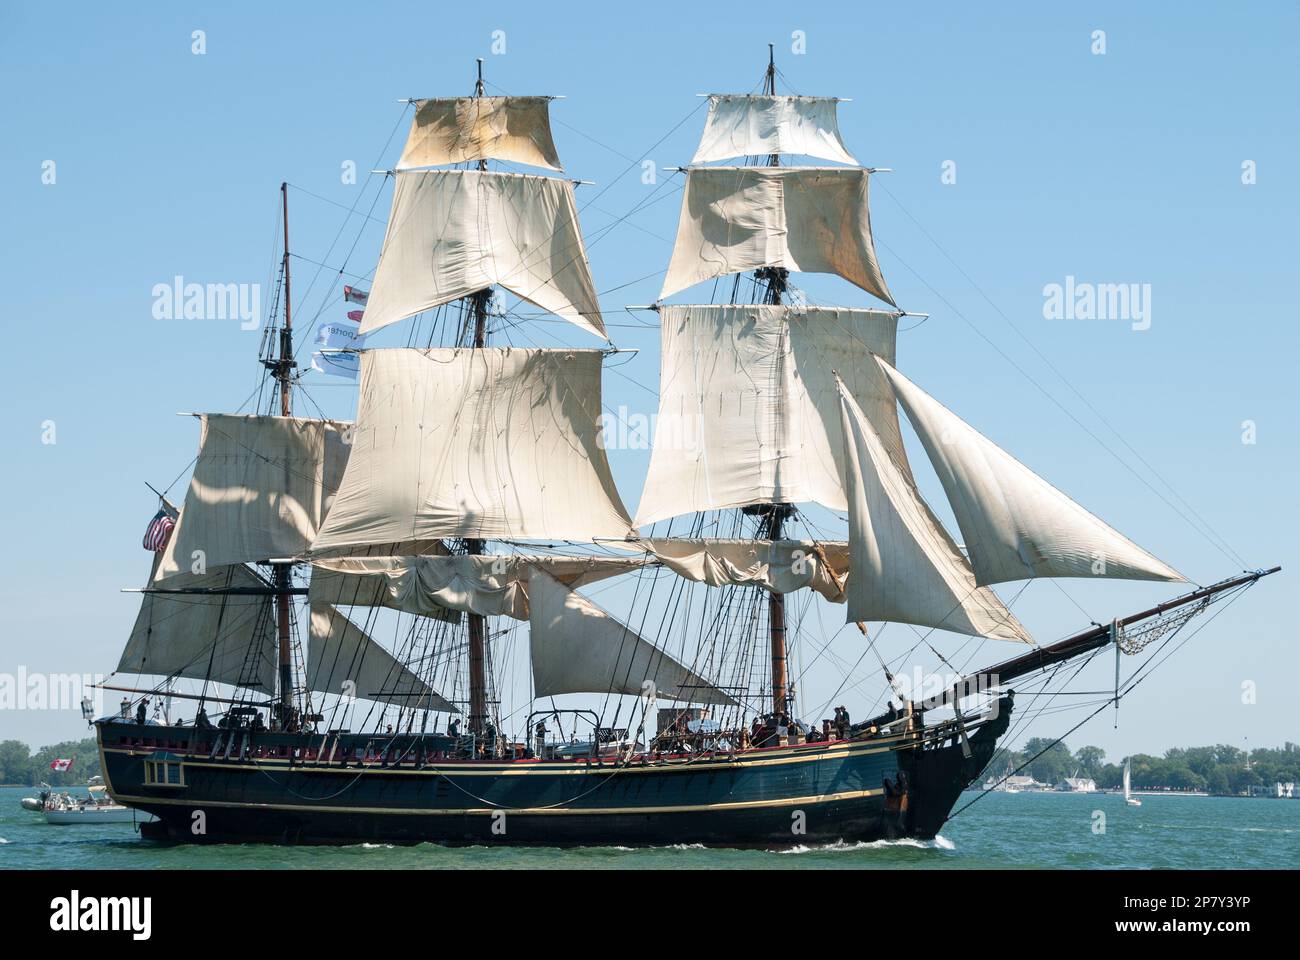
[757,45,792,722]
[271,181,296,723]
[465,58,492,747]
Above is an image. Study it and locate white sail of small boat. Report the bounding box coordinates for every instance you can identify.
[1123,759,1142,806]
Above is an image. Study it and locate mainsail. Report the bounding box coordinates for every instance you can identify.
[311,348,635,551]
[659,166,894,305]
[119,560,278,693]
[527,572,735,703]
[634,305,905,527]
[643,538,849,602]
[359,170,605,339]
[692,95,857,165]
[837,379,1032,643]
[878,360,1185,586]
[397,96,562,171]
[155,414,351,580]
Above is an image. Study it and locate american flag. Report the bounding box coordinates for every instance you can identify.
[49,758,73,772]
[142,507,176,552]
[343,285,369,305]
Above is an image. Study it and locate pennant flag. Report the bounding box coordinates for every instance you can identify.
[309,316,366,380]
[343,285,369,305]
[50,758,73,772]
[347,310,364,322]
[142,504,177,552]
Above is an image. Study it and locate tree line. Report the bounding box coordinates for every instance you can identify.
[992,740,1300,794]
[0,738,102,787]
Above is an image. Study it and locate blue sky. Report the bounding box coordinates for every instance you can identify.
[2,1,1296,761]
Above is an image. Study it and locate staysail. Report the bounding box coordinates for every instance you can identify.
[359,170,605,339]
[119,561,278,693]
[634,305,905,527]
[311,348,635,551]
[692,95,857,165]
[397,96,562,171]
[527,572,735,703]
[837,379,1032,643]
[878,360,1185,585]
[659,167,893,305]
[305,601,455,710]
[155,414,351,580]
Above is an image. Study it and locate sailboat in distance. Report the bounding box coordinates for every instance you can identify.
[1124,759,1142,806]
[94,52,1275,846]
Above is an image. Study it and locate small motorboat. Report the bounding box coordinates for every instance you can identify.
[42,777,150,825]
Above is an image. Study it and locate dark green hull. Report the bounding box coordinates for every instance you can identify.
[96,698,1011,846]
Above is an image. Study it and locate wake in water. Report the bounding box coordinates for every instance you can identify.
[778,835,956,854]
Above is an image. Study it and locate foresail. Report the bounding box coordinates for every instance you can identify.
[878,360,1185,586]
[527,572,735,703]
[310,554,647,621]
[306,602,456,710]
[659,167,893,305]
[634,305,906,527]
[360,170,605,339]
[692,95,857,165]
[155,414,351,580]
[397,96,562,171]
[119,560,277,693]
[837,380,1032,643]
[643,538,848,602]
[311,348,635,550]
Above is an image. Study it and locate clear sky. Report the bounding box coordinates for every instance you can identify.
[2,1,1296,762]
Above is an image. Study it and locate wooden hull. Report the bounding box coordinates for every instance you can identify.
[96,698,1011,847]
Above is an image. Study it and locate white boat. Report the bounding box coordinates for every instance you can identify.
[1123,759,1142,806]
[42,777,150,825]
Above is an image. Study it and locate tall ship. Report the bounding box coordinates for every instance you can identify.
[96,53,1277,846]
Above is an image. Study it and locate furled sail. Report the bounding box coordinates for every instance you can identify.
[878,360,1185,585]
[643,538,848,602]
[306,602,455,710]
[397,96,562,171]
[837,379,1032,643]
[311,554,648,621]
[527,572,735,703]
[360,170,605,339]
[155,414,351,580]
[118,561,277,693]
[634,305,905,527]
[692,95,857,165]
[311,348,635,550]
[659,167,893,305]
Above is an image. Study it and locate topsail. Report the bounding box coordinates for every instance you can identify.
[692,95,857,165]
[397,96,563,171]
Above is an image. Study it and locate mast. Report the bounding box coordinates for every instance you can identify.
[757,45,791,721]
[272,181,296,724]
[465,58,491,745]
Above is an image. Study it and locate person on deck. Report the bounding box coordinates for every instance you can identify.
[135,699,148,724]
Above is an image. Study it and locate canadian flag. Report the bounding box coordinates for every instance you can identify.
[49,758,73,772]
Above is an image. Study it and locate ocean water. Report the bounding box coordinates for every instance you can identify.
[1,786,1294,870]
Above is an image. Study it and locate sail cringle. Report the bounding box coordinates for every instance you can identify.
[397,96,562,171]
[692,95,857,165]
[306,602,456,710]
[837,380,1032,644]
[155,414,351,580]
[527,572,735,703]
[360,170,605,340]
[311,348,635,551]
[119,560,277,693]
[878,360,1185,586]
[659,167,894,305]
[634,305,905,527]
[311,554,648,621]
[644,538,849,602]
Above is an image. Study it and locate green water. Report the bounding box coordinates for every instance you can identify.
[1,786,1294,869]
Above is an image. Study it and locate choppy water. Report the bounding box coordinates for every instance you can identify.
[1,786,1294,869]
